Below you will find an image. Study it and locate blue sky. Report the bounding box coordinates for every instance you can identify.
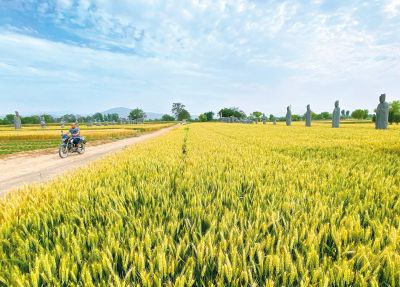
[0,0,399,116]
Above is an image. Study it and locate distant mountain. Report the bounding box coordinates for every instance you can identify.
[145,112,166,120]
[102,107,164,120]
[102,107,131,118]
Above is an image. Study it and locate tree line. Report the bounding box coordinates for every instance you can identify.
[0,113,121,125]
[0,103,191,125]
[2,100,399,125]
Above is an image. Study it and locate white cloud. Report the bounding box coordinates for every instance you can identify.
[57,0,73,10]
[1,1,400,115]
[0,31,225,114]
[384,0,400,17]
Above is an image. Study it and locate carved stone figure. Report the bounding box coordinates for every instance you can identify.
[286,106,292,126]
[376,94,389,130]
[40,116,46,128]
[305,105,312,127]
[273,117,277,125]
[14,111,22,129]
[332,100,340,128]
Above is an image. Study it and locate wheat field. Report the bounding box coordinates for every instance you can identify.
[0,123,399,286]
[0,123,174,156]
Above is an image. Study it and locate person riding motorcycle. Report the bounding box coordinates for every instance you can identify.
[68,123,81,146]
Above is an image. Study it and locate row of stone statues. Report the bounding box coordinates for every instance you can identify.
[284,94,389,130]
[12,94,390,130]
[13,112,46,129]
[221,116,279,125]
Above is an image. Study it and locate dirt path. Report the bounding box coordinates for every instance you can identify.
[0,125,177,196]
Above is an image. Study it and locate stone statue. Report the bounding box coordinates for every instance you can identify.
[40,116,46,128]
[376,94,389,130]
[14,111,22,129]
[60,119,65,129]
[332,100,340,128]
[286,106,292,126]
[305,104,312,127]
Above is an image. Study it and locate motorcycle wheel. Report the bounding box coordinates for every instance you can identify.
[59,145,69,158]
[77,143,86,154]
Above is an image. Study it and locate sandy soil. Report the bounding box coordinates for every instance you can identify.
[0,125,176,196]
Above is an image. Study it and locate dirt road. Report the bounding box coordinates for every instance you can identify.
[0,125,176,196]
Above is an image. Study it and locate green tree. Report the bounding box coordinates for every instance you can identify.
[41,114,55,123]
[79,116,92,123]
[178,109,190,121]
[161,114,175,121]
[292,114,302,121]
[252,111,263,120]
[3,114,15,124]
[199,114,208,122]
[102,113,118,122]
[218,107,246,119]
[129,108,146,120]
[204,111,214,121]
[269,114,274,121]
[320,112,331,120]
[21,115,40,124]
[61,114,77,123]
[311,112,320,120]
[351,109,369,120]
[92,113,103,122]
[389,100,400,124]
[171,103,186,119]
[171,103,190,121]
[104,113,120,122]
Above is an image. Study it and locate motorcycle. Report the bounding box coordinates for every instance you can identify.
[59,132,86,158]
